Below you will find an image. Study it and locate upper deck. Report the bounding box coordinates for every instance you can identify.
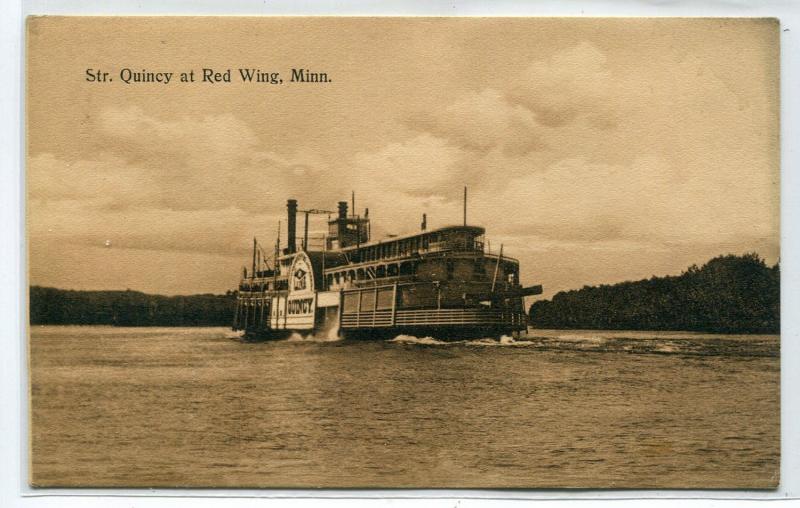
[338,225,492,263]
[239,198,520,293]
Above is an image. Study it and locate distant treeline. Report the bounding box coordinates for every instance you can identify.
[30,286,236,326]
[529,253,780,334]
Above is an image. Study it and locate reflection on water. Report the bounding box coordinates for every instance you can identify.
[29,326,779,488]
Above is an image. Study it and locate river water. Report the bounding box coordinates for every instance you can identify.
[29,326,779,489]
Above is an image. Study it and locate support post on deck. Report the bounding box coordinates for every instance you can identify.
[391,283,398,326]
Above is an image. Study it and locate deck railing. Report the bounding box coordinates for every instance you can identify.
[340,307,526,329]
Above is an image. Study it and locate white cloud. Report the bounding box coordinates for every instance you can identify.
[509,42,615,128]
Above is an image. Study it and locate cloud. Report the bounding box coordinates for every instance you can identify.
[508,42,616,128]
[358,39,776,254]
[406,89,545,156]
[407,43,616,157]
[470,155,777,249]
[31,106,349,215]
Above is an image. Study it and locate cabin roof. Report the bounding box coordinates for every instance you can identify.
[339,224,485,252]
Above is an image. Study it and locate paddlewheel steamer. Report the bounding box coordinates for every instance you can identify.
[233,193,542,340]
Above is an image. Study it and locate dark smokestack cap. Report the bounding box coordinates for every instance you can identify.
[338,201,348,219]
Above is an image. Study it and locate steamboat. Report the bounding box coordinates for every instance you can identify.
[232,191,542,340]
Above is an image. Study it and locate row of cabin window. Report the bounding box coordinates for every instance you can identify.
[239,279,289,292]
[342,281,513,313]
[353,236,430,263]
[342,288,395,313]
[326,258,515,287]
[348,232,481,263]
[326,261,416,287]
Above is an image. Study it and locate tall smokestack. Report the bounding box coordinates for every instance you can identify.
[338,201,348,220]
[287,199,298,254]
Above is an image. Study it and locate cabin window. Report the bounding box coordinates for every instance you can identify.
[376,288,394,310]
[343,293,359,313]
[474,259,485,276]
[357,268,365,280]
[376,265,386,278]
[360,290,376,312]
[398,284,436,309]
[504,265,518,285]
[399,262,413,276]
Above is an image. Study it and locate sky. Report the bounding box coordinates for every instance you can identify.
[27,17,779,297]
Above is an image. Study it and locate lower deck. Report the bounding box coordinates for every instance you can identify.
[234,281,527,338]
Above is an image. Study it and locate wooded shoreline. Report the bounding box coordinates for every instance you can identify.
[29,287,236,327]
[30,253,779,334]
[529,254,779,334]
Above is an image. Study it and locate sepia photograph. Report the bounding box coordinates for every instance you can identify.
[26,17,780,489]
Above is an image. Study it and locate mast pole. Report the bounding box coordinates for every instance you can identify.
[463,186,467,227]
[252,237,257,280]
[274,221,280,288]
[491,243,504,294]
[356,214,361,250]
[303,210,308,252]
